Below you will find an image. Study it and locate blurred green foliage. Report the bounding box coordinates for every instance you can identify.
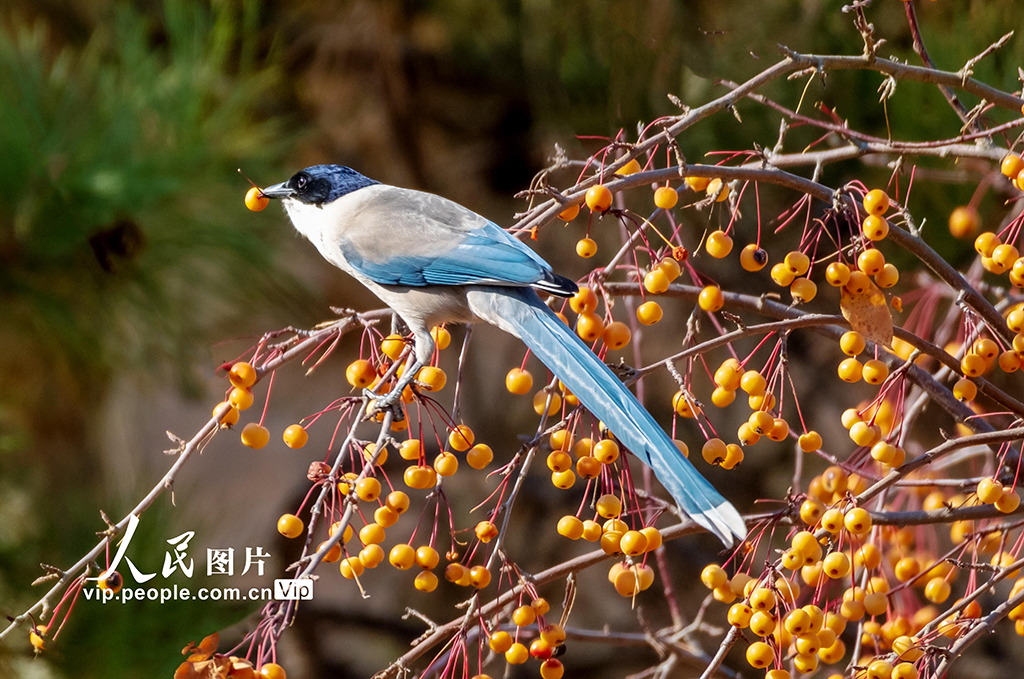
[0,1,297,676]
[2,0,1023,676]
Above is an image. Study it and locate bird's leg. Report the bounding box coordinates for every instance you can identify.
[364,330,434,409]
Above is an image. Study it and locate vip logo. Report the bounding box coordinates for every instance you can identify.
[273,579,313,601]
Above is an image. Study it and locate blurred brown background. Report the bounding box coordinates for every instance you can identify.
[2,1,1022,677]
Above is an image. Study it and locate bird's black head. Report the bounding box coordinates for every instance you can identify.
[261,165,378,205]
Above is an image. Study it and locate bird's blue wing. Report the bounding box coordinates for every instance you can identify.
[341,221,555,288]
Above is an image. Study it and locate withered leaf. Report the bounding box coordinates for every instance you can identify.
[840,279,893,347]
[185,632,220,662]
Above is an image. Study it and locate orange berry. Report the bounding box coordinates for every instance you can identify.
[740,243,768,272]
[229,387,254,411]
[417,366,446,392]
[975,231,1000,257]
[706,178,730,202]
[654,186,679,209]
[229,362,257,388]
[790,277,817,303]
[826,262,851,286]
[616,158,642,175]
[745,641,773,668]
[863,215,889,241]
[636,301,663,325]
[706,230,733,258]
[513,604,536,626]
[603,321,631,349]
[576,312,605,342]
[505,642,529,665]
[557,515,584,539]
[282,424,308,449]
[489,631,513,653]
[698,285,724,312]
[346,359,377,388]
[844,507,872,534]
[448,425,474,451]
[585,185,613,212]
[685,176,711,192]
[470,565,491,588]
[277,514,303,539]
[644,269,670,294]
[576,237,598,258]
[570,286,599,314]
[749,611,776,637]
[1001,153,1024,178]
[539,659,564,679]
[259,664,287,679]
[213,401,240,427]
[466,443,493,469]
[505,368,533,395]
[558,203,581,221]
[434,452,459,477]
[863,189,890,216]
[784,251,811,276]
[949,206,980,239]
[857,249,886,276]
[862,359,889,384]
[241,423,270,449]
[798,431,822,452]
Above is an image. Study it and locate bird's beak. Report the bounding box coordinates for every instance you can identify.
[259,181,295,199]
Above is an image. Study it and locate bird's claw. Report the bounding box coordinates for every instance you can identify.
[362,387,406,422]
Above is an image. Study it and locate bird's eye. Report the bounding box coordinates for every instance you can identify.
[296,175,308,190]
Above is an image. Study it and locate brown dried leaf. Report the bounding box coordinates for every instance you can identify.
[186,632,220,662]
[841,279,893,347]
[174,661,200,679]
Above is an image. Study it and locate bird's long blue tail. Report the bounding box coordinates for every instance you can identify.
[468,288,746,547]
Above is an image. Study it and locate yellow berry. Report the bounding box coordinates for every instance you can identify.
[862,359,889,385]
[740,244,768,272]
[448,425,474,451]
[644,269,670,294]
[771,263,796,286]
[706,230,734,258]
[346,359,377,388]
[698,285,724,312]
[949,206,980,239]
[685,175,711,191]
[558,203,581,221]
[213,401,240,426]
[745,641,773,669]
[826,262,851,287]
[636,301,663,325]
[277,513,304,539]
[1001,153,1024,178]
[557,515,584,539]
[241,423,270,449]
[791,277,817,303]
[863,189,890,216]
[505,368,533,395]
[654,186,678,209]
[585,185,613,212]
[706,178,730,202]
[576,237,598,258]
[576,312,605,342]
[464,443,492,470]
[798,431,822,452]
[603,321,631,350]
[863,215,889,241]
[784,251,811,276]
[229,361,257,388]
